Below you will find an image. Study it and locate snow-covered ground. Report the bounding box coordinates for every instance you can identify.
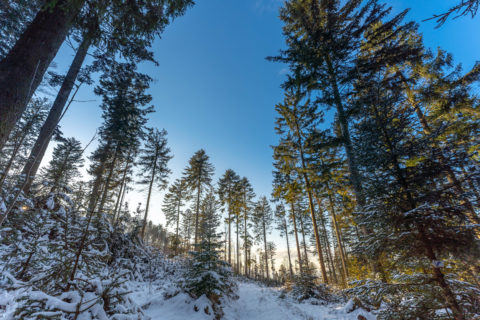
[136,281,375,320]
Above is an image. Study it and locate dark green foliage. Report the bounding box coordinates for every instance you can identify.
[138,128,172,191]
[40,137,84,191]
[181,192,237,318]
[137,128,172,238]
[182,149,215,245]
[163,178,189,254]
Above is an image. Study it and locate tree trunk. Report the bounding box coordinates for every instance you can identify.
[21,36,91,192]
[141,158,157,240]
[298,214,310,268]
[0,128,30,189]
[68,163,104,291]
[0,0,85,150]
[419,226,466,320]
[228,203,232,264]
[373,94,466,318]
[175,201,181,255]
[290,202,303,274]
[318,208,338,284]
[325,53,386,279]
[326,182,349,282]
[284,217,294,277]
[292,110,328,283]
[262,218,269,281]
[236,215,240,274]
[96,148,119,214]
[113,152,132,223]
[244,198,249,276]
[0,98,46,189]
[194,180,201,246]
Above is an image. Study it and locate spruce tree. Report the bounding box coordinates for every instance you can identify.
[87,62,153,217]
[163,178,189,255]
[0,0,194,151]
[183,149,215,247]
[270,0,417,279]
[0,97,49,189]
[274,203,294,277]
[273,82,329,283]
[182,191,236,318]
[238,177,255,276]
[252,196,273,281]
[350,27,478,318]
[40,137,84,191]
[18,0,194,190]
[137,128,172,240]
[217,169,240,266]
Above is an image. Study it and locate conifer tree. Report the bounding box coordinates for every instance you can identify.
[270,0,418,279]
[0,0,86,149]
[273,83,329,283]
[0,0,194,151]
[238,177,255,276]
[0,98,49,189]
[137,128,172,239]
[40,137,84,191]
[87,62,153,217]
[163,178,189,255]
[252,196,273,281]
[183,149,215,247]
[217,169,240,265]
[182,191,236,317]
[182,208,195,252]
[273,155,305,275]
[274,203,294,277]
[350,28,478,318]
[18,0,194,191]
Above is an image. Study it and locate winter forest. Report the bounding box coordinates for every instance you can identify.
[0,0,480,319]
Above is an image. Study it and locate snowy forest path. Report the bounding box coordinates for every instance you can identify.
[223,281,372,320]
[140,280,375,320]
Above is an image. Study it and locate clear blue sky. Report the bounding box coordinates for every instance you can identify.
[46,0,479,261]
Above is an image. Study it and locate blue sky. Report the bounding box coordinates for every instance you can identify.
[46,0,479,261]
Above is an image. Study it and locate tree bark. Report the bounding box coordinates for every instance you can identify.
[0,0,85,150]
[20,36,91,192]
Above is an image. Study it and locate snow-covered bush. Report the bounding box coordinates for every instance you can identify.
[347,273,480,320]
[0,187,170,319]
[283,263,338,304]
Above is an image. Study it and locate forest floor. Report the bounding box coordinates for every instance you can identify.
[133,280,376,320]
